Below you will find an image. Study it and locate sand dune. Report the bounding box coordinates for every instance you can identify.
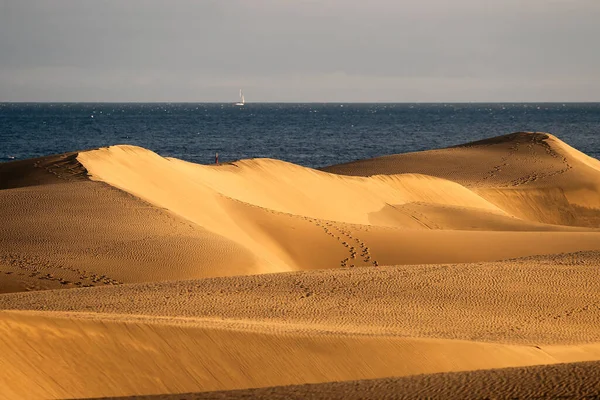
[1,131,600,398]
[4,132,600,293]
[322,132,600,189]
[323,132,600,227]
[75,136,600,272]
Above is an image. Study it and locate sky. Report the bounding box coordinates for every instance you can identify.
[1,0,599,102]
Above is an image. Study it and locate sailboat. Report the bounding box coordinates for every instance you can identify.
[235,89,245,106]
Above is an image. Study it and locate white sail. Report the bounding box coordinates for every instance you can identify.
[236,89,245,106]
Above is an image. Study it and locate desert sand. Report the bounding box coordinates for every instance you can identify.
[1,131,600,398]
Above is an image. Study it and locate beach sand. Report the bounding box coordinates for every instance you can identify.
[1,131,600,398]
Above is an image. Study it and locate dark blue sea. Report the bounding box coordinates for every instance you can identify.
[1,103,599,168]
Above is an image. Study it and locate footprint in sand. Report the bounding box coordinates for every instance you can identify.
[309,219,380,269]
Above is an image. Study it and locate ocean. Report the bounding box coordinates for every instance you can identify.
[1,103,599,168]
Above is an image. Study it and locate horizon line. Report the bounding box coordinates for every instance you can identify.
[2,101,600,104]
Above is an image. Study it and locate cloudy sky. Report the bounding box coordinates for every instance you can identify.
[1,0,599,102]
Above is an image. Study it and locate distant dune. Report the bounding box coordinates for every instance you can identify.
[323,132,600,226]
[1,132,600,398]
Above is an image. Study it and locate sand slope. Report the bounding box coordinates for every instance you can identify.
[1,131,600,398]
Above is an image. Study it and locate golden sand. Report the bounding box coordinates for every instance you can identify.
[1,132,600,398]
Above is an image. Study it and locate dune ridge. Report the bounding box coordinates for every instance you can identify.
[1,131,600,398]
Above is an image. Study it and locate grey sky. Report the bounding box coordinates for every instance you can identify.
[1,0,599,102]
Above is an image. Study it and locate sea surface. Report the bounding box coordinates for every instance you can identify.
[1,103,599,168]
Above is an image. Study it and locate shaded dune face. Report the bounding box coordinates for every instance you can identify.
[2,131,600,399]
[0,152,87,190]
